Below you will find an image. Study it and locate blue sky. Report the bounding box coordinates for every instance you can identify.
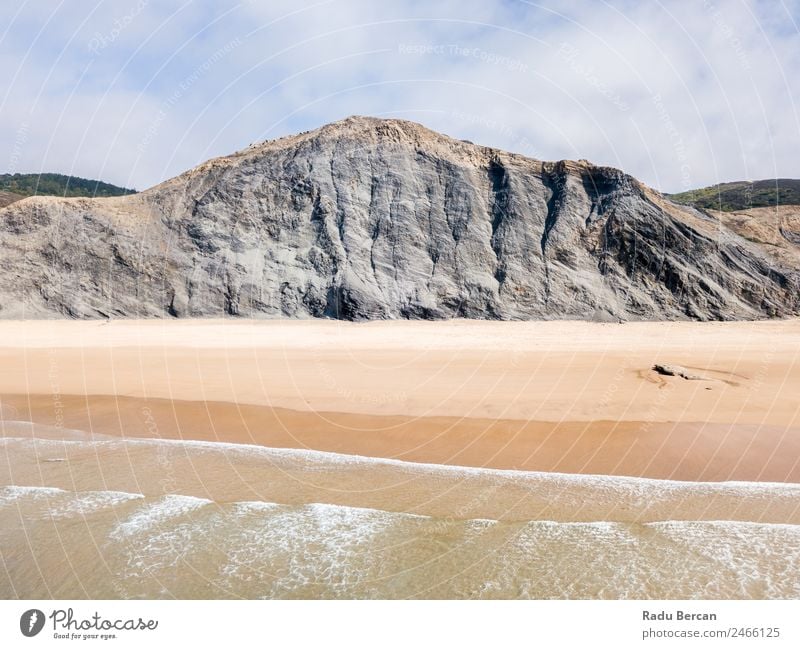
[1,0,798,192]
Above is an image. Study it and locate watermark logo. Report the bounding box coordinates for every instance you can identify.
[20,609,45,637]
[16,608,159,641]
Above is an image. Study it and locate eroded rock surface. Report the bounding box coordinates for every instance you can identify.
[1,116,798,320]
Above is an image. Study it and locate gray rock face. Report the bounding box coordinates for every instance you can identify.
[1,116,798,320]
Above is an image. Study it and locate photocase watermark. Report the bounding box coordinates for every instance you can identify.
[702,0,752,71]
[398,43,528,72]
[448,110,538,158]
[88,0,149,55]
[141,406,178,494]
[314,357,409,407]
[427,482,501,536]
[19,609,45,637]
[46,325,65,431]
[557,42,630,112]
[451,110,515,139]
[138,37,243,153]
[651,92,692,190]
[48,355,64,431]
[7,121,29,175]
[20,607,159,641]
[451,44,529,72]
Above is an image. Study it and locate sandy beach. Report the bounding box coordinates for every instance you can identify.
[0,318,798,481]
[1,318,799,599]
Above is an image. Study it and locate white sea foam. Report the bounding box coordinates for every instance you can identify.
[3,435,800,533]
[110,494,211,539]
[1,483,799,598]
[4,435,799,493]
[0,485,143,515]
[0,485,65,502]
[218,503,800,598]
[49,491,144,518]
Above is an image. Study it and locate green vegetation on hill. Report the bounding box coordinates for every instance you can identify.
[0,173,135,199]
[668,179,800,212]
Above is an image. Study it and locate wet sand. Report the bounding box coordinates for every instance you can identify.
[2,394,799,481]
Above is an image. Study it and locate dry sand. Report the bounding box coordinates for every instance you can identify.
[0,318,798,482]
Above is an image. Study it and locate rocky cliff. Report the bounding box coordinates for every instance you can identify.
[1,116,798,320]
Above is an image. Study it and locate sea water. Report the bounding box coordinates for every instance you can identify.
[1,436,799,599]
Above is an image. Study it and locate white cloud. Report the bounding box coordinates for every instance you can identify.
[0,0,798,192]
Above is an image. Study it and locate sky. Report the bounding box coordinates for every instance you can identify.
[1,0,798,193]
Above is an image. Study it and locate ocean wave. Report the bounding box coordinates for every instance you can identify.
[5,434,800,489]
[2,436,799,525]
[1,485,798,599]
[110,494,210,538]
[0,484,144,518]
